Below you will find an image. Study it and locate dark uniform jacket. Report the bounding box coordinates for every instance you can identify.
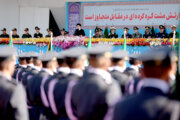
[143,32,152,38]
[71,68,121,120]
[169,32,179,38]
[124,67,140,79]
[109,33,118,38]
[0,75,28,120]
[0,34,9,38]
[22,34,32,38]
[122,33,132,38]
[156,32,168,38]
[12,34,20,38]
[74,29,85,36]
[132,33,142,38]
[34,33,43,38]
[113,79,180,120]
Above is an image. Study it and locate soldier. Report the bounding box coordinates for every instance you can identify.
[156,25,168,38]
[12,28,20,38]
[45,28,52,38]
[143,26,152,38]
[0,28,9,38]
[109,27,118,38]
[34,26,43,38]
[27,51,57,119]
[46,47,86,120]
[113,48,180,120]
[132,26,142,38]
[169,25,179,38]
[99,28,105,38]
[67,45,121,120]
[122,27,132,38]
[110,50,130,94]
[74,23,85,36]
[0,47,28,120]
[22,28,32,38]
[93,28,100,38]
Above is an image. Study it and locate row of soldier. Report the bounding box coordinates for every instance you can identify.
[0,45,180,120]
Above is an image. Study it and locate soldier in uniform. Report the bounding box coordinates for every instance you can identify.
[99,28,105,38]
[22,28,32,38]
[46,47,86,120]
[113,48,180,120]
[34,26,43,38]
[27,51,57,120]
[45,29,52,38]
[132,26,142,38]
[67,45,121,120]
[156,25,168,38]
[12,28,20,38]
[143,26,152,38]
[110,50,130,94]
[74,23,85,36]
[93,28,100,38]
[0,47,29,120]
[109,27,118,38]
[169,25,179,38]
[0,28,9,38]
[122,27,132,38]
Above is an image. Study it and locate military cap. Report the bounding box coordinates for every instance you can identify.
[133,26,139,30]
[95,28,99,32]
[88,45,112,58]
[76,23,81,26]
[18,53,30,59]
[60,28,65,31]
[111,50,128,60]
[12,28,17,31]
[159,25,165,29]
[140,47,176,66]
[65,47,87,59]
[24,28,29,31]
[145,26,150,30]
[110,26,116,30]
[38,51,57,62]
[124,27,129,30]
[28,51,39,58]
[65,31,69,35]
[171,25,176,28]
[1,28,6,31]
[35,26,40,30]
[0,47,16,60]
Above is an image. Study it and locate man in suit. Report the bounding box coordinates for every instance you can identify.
[0,47,29,120]
[46,47,86,120]
[12,28,20,38]
[68,45,121,120]
[110,50,130,94]
[156,25,168,38]
[27,51,57,120]
[169,25,179,38]
[113,48,180,120]
[22,28,32,38]
[34,26,43,38]
[122,27,132,38]
[143,26,152,38]
[0,28,9,38]
[74,23,85,36]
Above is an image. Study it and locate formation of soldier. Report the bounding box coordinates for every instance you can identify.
[0,44,180,120]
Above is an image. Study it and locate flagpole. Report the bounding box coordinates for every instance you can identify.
[10,31,13,48]
[50,32,53,51]
[123,30,127,51]
[172,30,176,50]
[87,30,92,50]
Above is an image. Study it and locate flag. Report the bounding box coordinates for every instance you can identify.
[48,32,53,51]
[87,30,92,49]
[123,31,126,51]
[151,26,156,38]
[9,31,13,47]
[104,26,109,38]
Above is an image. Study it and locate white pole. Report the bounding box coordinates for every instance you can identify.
[172,30,176,50]
[10,31,13,48]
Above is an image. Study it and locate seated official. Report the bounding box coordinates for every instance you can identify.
[99,28,105,38]
[0,28,9,38]
[143,26,152,38]
[12,28,19,38]
[22,28,32,38]
[34,26,43,38]
[132,26,142,38]
[122,27,132,38]
[60,28,65,36]
[45,28,52,38]
[155,25,168,38]
[169,25,179,38]
[74,23,85,36]
[109,26,118,38]
[93,28,100,38]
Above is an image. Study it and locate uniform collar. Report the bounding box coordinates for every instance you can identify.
[57,67,70,74]
[27,64,34,67]
[70,68,83,77]
[129,65,139,72]
[41,68,54,75]
[88,67,112,84]
[32,66,41,71]
[21,65,27,68]
[142,78,170,94]
[112,66,125,73]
